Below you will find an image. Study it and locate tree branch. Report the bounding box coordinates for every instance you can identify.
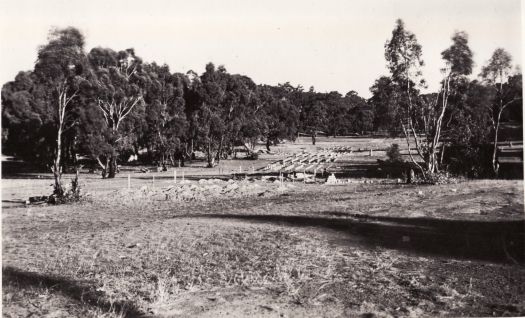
[401,122,426,176]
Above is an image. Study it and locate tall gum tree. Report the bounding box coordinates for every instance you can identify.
[141,63,188,166]
[480,48,522,176]
[88,48,145,178]
[421,31,474,173]
[384,19,426,176]
[33,27,88,195]
[368,76,401,132]
[385,21,475,177]
[2,71,56,165]
[193,63,230,167]
[217,74,257,161]
[191,63,258,167]
[257,84,299,152]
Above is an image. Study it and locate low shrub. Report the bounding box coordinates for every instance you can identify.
[245,152,259,160]
[417,171,459,185]
[48,172,84,204]
[386,143,403,162]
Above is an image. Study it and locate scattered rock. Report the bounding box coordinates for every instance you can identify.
[315,293,338,303]
[46,310,70,318]
[118,178,291,203]
[260,305,275,311]
[224,183,239,191]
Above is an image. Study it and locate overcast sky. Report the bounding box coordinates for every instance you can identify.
[0,0,521,98]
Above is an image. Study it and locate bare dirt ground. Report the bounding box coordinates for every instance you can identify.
[2,137,525,317]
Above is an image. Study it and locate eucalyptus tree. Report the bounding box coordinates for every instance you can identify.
[190,63,259,167]
[324,91,347,137]
[87,47,146,178]
[302,99,327,145]
[344,91,372,135]
[349,101,374,135]
[191,63,230,167]
[480,48,522,175]
[368,76,402,133]
[256,85,299,151]
[1,71,55,165]
[32,27,89,195]
[182,71,202,161]
[420,31,474,173]
[385,22,476,176]
[220,74,259,159]
[444,80,493,176]
[294,87,327,144]
[141,63,188,166]
[384,19,426,174]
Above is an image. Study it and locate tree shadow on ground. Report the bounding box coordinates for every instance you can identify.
[2,266,143,317]
[175,213,525,264]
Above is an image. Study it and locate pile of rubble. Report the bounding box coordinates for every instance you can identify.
[116,178,293,202]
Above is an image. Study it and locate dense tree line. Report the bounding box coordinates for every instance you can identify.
[1,27,370,182]
[1,23,522,192]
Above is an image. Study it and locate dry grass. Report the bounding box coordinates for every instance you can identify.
[2,137,524,317]
[3,177,524,317]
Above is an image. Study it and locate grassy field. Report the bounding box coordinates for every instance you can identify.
[2,137,525,317]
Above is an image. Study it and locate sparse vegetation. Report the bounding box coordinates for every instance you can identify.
[1,9,523,318]
[2,138,524,317]
[386,143,403,163]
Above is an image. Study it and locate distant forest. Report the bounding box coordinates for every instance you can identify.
[2,19,522,181]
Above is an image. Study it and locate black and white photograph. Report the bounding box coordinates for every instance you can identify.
[1,0,524,317]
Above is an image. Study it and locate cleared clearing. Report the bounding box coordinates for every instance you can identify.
[2,137,525,318]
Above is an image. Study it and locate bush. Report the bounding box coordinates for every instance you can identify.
[443,144,493,178]
[48,172,83,204]
[386,143,403,162]
[245,152,259,160]
[416,171,459,185]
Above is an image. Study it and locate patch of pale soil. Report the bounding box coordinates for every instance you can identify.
[150,287,345,318]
